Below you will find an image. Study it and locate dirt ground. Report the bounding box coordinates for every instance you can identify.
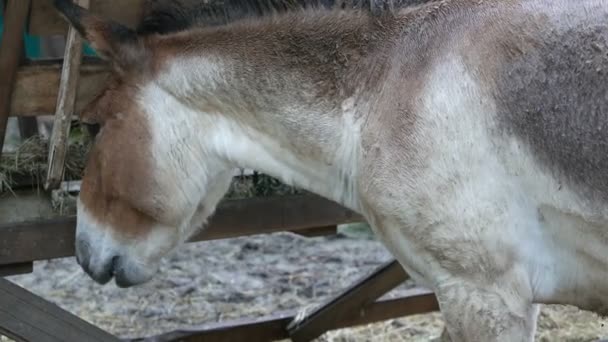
[2,223,608,342]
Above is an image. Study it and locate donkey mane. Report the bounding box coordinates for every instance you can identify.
[137,0,436,35]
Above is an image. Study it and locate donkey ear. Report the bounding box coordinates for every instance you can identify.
[54,0,145,72]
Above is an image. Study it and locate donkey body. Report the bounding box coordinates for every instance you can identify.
[55,0,608,340]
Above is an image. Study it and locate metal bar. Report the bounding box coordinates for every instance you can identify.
[0,0,31,155]
[28,0,145,36]
[290,225,337,237]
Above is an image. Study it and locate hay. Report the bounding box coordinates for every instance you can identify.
[0,126,91,193]
[0,124,303,210]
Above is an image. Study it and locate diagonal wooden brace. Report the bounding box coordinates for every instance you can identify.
[287,259,410,342]
[44,0,90,191]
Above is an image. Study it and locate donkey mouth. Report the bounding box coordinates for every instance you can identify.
[77,254,142,288]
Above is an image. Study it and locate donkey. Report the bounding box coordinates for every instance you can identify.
[136,0,435,34]
[55,0,608,340]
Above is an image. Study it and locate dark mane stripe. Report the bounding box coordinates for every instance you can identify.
[136,0,436,35]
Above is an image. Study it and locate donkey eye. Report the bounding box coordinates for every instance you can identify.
[83,122,101,139]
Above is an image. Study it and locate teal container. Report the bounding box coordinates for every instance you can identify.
[0,5,96,59]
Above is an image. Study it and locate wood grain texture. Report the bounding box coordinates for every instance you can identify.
[130,289,438,342]
[288,259,410,342]
[45,0,90,190]
[29,0,145,36]
[0,278,120,342]
[11,59,110,117]
[0,262,33,277]
[0,0,31,154]
[0,193,364,266]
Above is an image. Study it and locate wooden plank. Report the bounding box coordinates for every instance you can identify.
[288,259,409,342]
[11,59,110,117]
[0,278,120,342]
[15,41,39,140]
[0,262,33,277]
[130,289,438,342]
[0,0,31,155]
[290,225,337,237]
[0,194,364,266]
[135,311,295,342]
[17,117,39,139]
[28,0,145,36]
[45,0,90,191]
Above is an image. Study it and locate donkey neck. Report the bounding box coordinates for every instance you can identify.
[145,11,396,211]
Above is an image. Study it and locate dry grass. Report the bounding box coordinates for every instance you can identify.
[0,126,302,203]
[0,132,90,193]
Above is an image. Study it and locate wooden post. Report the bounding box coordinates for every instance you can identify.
[16,29,39,140]
[0,0,31,156]
[44,0,89,190]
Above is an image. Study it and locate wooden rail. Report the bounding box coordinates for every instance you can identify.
[28,0,145,36]
[131,289,438,342]
[0,278,121,342]
[0,193,363,267]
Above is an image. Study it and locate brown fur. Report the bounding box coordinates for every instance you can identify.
[78,77,160,238]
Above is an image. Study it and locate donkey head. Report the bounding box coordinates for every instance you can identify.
[55,0,235,287]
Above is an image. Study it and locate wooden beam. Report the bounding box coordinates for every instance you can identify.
[0,278,120,342]
[0,0,31,155]
[290,225,337,237]
[11,59,109,117]
[134,310,295,342]
[28,0,145,36]
[287,259,409,342]
[45,0,90,191]
[17,117,39,139]
[0,262,33,277]
[0,194,364,266]
[130,289,438,342]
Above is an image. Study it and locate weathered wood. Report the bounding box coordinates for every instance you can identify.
[136,310,294,342]
[0,0,31,155]
[0,193,363,266]
[16,36,39,140]
[29,0,145,36]
[288,259,410,341]
[0,262,33,277]
[0,278,120,342]
[131,289,438,342]
[11,59,109,117]
[45,0,90,190]
[290,225,337,237]
[17,117,39,139]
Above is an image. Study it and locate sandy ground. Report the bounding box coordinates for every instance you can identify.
[2,224,608,342]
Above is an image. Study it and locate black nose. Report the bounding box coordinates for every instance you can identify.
[75,236,119,285]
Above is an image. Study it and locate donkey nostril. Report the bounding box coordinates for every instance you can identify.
[75,236,91,268]
[109,255,120,276]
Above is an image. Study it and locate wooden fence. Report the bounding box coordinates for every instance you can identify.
[0,1,439,341]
